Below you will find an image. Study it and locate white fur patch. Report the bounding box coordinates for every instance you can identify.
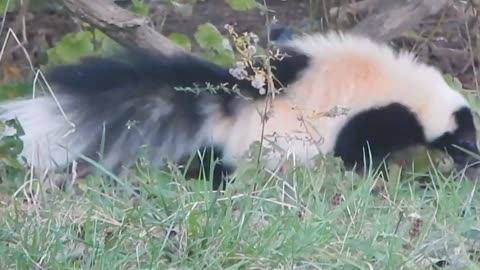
[0,96,81,172]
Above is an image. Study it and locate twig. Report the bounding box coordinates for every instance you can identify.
[15,0,30,43]
[1,0,30,63]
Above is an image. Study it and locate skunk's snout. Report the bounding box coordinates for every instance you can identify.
[450,137,480,169]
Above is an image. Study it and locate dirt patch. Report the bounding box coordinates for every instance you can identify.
[158,0,311,35]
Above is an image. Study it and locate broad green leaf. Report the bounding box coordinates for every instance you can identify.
[168,33,192,51]
[194,23,224,51]
[194,23,235,66]
[46,29,120,66]
[225,0,258,11]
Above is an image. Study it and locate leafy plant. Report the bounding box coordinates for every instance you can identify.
[168,32,192,51]
[194,23,235,66]
[0,118,25,171]
[46,28,121,67]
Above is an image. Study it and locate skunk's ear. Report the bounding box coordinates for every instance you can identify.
[269,24,294,43]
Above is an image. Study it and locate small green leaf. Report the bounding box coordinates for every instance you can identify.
[194,23,224,51]
[225,0,258,11]
[194,23,235,66]
[168,33,192,51]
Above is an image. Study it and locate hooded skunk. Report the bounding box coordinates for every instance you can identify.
[1,29,479,189]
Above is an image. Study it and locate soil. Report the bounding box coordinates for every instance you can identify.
[1,0,479,89]
[160,0,312,35]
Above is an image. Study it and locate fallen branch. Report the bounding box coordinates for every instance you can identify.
[350,0,450,41]
[60,0,184,56]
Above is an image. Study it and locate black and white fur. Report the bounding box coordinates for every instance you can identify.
[1,29,479,189]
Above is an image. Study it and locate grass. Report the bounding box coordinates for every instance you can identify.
[0,152,479,270]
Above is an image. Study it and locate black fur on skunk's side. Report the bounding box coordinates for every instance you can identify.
[0,44,308,189]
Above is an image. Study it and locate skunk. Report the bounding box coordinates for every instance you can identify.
[1,29,479,189]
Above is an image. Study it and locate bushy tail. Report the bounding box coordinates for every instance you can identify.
[0,50,259,175]
[0,95,80,172]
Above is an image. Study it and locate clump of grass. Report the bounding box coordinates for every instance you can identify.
[0,150,479,269]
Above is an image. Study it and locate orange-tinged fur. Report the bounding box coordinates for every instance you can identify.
[212,54,390,168]
[289,53,395,110]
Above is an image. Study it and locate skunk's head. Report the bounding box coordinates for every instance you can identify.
[425,92,480,171]
[394,56,480,171]
[272,31,480,174]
